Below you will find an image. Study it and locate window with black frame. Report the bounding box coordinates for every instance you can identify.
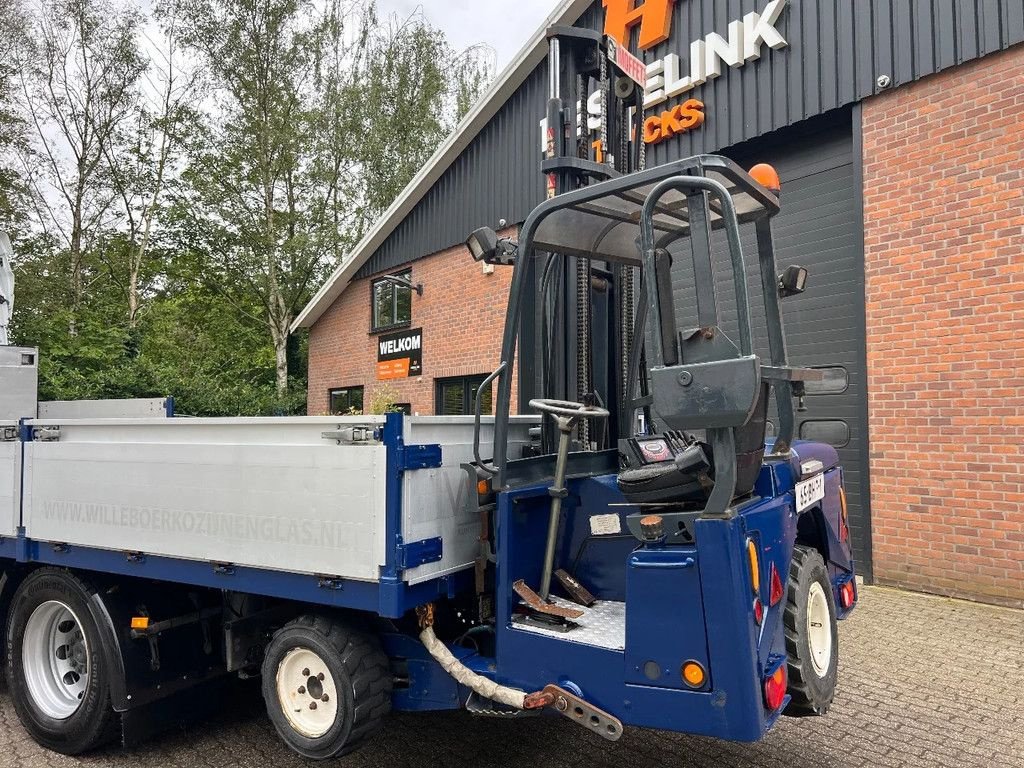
[328,386,364,415]
[371,270,412,332]
[435,375,492,416]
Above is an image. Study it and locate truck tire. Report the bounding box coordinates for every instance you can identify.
[783,545,838,716]
[5,568,117,754]
[261,614,391,759]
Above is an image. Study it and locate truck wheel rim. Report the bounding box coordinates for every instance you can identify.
[806,582,833,677]
[276,647,339,738]
[22,600,90,720]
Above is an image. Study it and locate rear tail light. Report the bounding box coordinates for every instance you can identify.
[840,580,856,609]
[752,598,764,625]
[763,665,787,711]
[769,562,784,607]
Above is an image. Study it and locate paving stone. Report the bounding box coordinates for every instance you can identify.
[0,586,1021,768]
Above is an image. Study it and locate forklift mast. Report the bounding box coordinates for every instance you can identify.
[533,27,647,454]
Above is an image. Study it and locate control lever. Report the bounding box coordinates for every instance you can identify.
[527,399,609,600]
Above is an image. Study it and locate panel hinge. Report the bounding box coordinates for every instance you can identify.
[397,536,443,569]
[1,426,18,442]
[32,426,61,442]
[397,443,442,471]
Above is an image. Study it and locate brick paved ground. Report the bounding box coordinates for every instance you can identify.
[0,586,1021,768]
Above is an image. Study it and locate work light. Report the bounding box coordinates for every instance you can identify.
[466,227,498,262]
[778,265,808,298]
[465,227,517,266]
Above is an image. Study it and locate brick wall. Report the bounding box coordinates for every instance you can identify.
[307,236,517,417]
[863,45,1024,608]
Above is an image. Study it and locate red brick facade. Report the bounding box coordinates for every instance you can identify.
[307,238,517,417]
[863,46,1024,608]
[307,46,1024,608]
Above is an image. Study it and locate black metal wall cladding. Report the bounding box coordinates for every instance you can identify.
[356,0,1024,279]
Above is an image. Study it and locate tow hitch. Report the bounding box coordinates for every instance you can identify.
[536,684,623,742]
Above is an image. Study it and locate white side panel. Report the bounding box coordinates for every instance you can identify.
[401,416,537,585]
[39,398,172,419]
[0,347,38,420]
[1,421,19,537]
[22,417,387,581]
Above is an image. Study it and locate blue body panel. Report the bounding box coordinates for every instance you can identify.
[484,441,856,741]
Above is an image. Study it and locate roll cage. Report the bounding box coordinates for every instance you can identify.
[481,154,820,511]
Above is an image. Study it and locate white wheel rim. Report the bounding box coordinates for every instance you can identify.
[22,601,90,720]
[806,582,833,677]
[275,647,340,738]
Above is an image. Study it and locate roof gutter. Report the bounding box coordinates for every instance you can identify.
[292,0,592,331]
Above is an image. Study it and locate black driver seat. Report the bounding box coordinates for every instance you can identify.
[617,382,770,505]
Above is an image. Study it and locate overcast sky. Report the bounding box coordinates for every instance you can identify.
[377,0,557,71]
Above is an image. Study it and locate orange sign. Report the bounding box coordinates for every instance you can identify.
[603,0,676,51]
[643,99,705,145]
[377,358,410,380]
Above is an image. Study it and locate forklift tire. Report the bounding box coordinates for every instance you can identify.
[6,568,118,754]
[782,546,838,716]
[261,614,391,760]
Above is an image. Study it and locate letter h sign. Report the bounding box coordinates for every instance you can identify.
[603,0,675,51]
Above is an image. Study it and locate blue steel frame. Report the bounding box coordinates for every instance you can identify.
[0,412,467,620]
[0,417,857,734]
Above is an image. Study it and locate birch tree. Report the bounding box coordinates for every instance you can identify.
[173,0,494,397]
[0,1,29,231]
[16,0,145,334]
[101,6,198,333]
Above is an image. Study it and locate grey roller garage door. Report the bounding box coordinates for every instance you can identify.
[665,110,872,579]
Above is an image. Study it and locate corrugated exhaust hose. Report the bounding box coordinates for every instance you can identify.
[416,604,550,711]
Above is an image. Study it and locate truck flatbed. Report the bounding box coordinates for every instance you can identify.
[2,413,534,617]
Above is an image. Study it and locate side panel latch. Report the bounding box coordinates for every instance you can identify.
[32,426,61,442]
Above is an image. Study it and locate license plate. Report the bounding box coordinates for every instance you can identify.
[795,473,825,512]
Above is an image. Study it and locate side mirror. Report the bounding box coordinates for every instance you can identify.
[778,265,808,298]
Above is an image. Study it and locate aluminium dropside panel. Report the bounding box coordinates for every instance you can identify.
[21,417,388,581]
[401,416,537,585]
[1,421,19,537]
[38,397,173,419]
[0,346,37,421]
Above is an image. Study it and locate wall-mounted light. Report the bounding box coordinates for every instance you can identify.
[378,273,423,296]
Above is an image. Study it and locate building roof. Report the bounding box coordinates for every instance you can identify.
[292,0,592,330]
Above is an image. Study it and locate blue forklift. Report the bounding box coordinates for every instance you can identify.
[437,25,859,746]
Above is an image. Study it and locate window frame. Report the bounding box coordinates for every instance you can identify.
[370,269,413,333]
[328,385,365,415]
[434,374,492,416]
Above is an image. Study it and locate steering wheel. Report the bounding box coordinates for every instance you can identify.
[528,398,610,422]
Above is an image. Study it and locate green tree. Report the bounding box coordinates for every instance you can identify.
[101,4,198,333]
[172,0,494,400]
[0,0,29,233]
[172,0,372,397]
[355,12,494,234]
[16,0,146,335]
